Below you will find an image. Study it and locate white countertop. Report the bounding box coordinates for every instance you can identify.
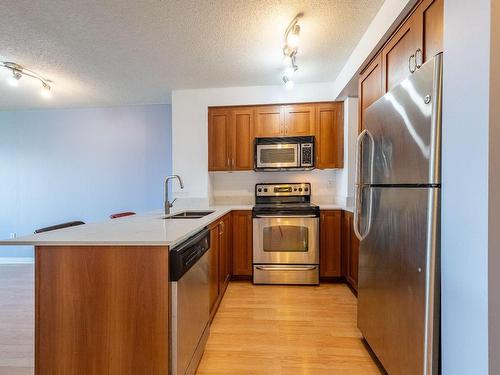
[0,203,351,247]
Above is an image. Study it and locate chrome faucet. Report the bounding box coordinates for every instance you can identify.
[165,175,184,215]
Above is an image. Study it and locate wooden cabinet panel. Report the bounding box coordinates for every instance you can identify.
[284,104,315,136]
[320,210,342,277]
[382,15,421,92]
[208,109,230,171]
[419,0,443,62]
[316,103,344,169]
[209,102,343,171]
[232,210,253,277]
[208,225,219,312]
[342,211,359,290]
[36,246,169,375]
[359,54,383,131]
[217,214,232,296]
[231,108,255,170]
[254,106,283,137]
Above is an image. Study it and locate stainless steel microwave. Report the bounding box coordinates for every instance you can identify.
[254,136,315,171]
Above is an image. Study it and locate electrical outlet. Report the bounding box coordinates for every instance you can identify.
[9,233,16,239]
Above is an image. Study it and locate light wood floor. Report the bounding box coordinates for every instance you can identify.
[0,264,34,375]
[196,282,382,375]
[0,265,381,375]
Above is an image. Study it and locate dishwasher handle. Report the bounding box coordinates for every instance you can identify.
[170,228,210,281]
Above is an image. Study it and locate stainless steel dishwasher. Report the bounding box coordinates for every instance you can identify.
[170,228,211,375]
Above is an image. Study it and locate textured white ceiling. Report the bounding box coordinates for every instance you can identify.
[0,0,384,110]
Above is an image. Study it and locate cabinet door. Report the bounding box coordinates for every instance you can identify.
[316,103,344,169]
[284,104,315,136]
[232,211,253,277]
[343,211,359,290]
[209,225,219,312]
[349,215,360,289]
[418,0,443,63]
[359,53,383,132]
[208,108,230,171]
[231,108,255,170]
[320,210,342,277]
[218,214,232,295]
[381,15,421,92]
[254,106,284,137]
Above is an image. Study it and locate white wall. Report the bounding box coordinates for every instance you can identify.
[0,104,172,258]
[171,82,345,206]
[441,0,491,373]
[336,97,359,206]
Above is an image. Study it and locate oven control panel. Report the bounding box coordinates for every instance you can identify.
[255,183,311,197]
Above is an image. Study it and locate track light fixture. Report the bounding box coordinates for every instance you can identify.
[282,13,302,89]
[0,61,53,98]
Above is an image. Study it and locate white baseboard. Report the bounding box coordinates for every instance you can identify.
[0,257,34,264]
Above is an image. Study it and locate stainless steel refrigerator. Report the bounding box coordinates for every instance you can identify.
[354,53,442,375]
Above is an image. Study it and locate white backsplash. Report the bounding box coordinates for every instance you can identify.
[210,170,347,205]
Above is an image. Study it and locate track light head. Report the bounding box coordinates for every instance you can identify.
[7,70,22,87]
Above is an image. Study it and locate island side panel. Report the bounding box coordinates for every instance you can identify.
[35,245,169,375]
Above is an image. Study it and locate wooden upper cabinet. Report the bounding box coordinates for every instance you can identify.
[316,103,343,169]
[359,0,443,132]
[418,0,443,62]
[209,102,343,171]
[381,15,422,93]
[359,54,383,131]
[208,109,230,171]
[284,104,315,136]
[231,108,254,170]
[254,105,284,137]
[320,210,342,277]
[232,211,253,277]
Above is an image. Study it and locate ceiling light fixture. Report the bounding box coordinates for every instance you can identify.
[282,13,303,89]
[283,76,295,90]
[0,61,54,98]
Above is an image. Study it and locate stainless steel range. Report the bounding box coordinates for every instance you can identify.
[252,183,319,285]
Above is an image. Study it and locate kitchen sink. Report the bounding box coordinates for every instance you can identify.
[163,210,215,219]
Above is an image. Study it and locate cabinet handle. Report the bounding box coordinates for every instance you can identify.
[227,157,230,168]
[415,48,423,69]
[232,158,235,168]
[220,221,224,234]
[408,54,416,74]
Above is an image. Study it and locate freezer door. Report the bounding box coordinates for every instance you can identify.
[363,53,442,185]
[358,187,440,375]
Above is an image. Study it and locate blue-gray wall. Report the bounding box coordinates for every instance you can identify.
[0,104,172,257]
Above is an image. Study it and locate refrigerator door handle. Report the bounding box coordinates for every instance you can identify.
[354,129,375,241]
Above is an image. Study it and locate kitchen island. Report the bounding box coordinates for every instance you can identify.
[0,206,250,375]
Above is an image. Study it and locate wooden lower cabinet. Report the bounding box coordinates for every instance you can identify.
[209,214,232,317]
[231,210,253,277]
[342,211,360,290]
[319,210,342,278]
[208,225,220,312]
[219,214,232,294]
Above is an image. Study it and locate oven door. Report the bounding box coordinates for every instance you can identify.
[253,215,319,264]
[255,143,299,169]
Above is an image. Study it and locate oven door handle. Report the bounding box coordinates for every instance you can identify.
[254,214,318,218]
[255,265,317,271]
